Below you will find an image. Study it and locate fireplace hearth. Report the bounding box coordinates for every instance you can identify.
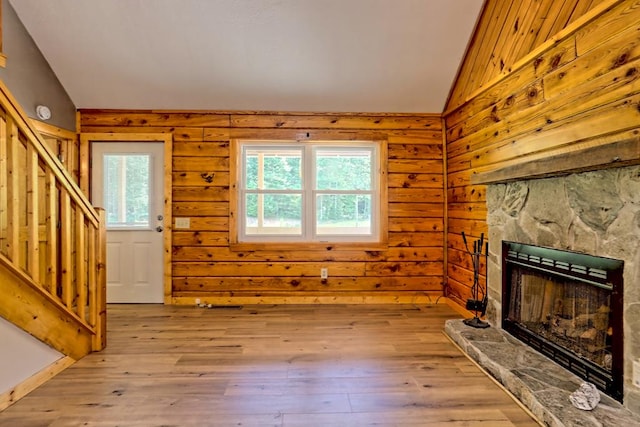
[502,241,624,401]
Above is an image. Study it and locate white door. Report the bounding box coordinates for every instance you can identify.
[91,142,165,303]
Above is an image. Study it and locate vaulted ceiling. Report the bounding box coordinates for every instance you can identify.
[9,0,483,113]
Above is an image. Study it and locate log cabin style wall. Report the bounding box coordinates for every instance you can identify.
[79,111,445,304]
[444,0,640,308]
[447,0,603,109]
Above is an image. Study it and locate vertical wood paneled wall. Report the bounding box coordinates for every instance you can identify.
[444,0,640,307]
[79,111,445,304]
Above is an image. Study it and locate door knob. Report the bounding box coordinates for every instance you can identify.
[156,226,164,232]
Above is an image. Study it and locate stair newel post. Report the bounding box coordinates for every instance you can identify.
[92,208,107,351]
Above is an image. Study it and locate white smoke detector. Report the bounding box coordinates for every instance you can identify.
[35,105,51,120]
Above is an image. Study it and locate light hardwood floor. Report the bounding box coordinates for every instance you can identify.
[0,304,539,426]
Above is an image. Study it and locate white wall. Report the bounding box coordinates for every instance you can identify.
[0,0,77,130]
[0,316,62,394]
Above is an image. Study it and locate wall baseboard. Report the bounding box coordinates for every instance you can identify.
[171,293,449,306]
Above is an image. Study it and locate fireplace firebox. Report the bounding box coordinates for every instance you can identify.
[502,241,624,401]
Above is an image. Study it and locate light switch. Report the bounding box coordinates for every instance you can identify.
[175,217,190,229]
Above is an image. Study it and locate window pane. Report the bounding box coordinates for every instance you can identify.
[316,149,371,190]
[245,155,259,189]
[245,193,302,235]
[104,154,150,227]
[245,149,302,190]
[316,194,371,235]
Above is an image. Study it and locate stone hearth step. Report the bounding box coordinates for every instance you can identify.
[444,319,640,427]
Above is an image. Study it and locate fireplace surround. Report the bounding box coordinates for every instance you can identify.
[483,165,640,416]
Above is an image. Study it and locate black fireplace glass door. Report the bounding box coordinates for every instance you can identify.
[507,268,612,370]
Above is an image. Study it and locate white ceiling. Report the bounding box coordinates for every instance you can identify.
[9,0,483,113]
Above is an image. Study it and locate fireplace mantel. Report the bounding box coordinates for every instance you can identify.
[471,137,640,185]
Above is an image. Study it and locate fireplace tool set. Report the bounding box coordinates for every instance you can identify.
[461,231,490,328]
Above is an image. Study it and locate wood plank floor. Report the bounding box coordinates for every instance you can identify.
[0,304,539,426]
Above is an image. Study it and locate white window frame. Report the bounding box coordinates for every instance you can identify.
[235,140,383,244]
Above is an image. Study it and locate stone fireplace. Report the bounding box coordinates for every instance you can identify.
[485,165,640,416]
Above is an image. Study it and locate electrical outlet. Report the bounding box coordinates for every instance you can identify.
[320,268,328,279]
[634,360,640,387]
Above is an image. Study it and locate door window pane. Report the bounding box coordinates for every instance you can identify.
[104,154,151,228]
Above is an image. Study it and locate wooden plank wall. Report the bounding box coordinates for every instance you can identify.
[447,0,603,109]
[443,0,640,307]
[79,111,445,304]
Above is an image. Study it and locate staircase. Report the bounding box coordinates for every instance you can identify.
[0,79,106,363]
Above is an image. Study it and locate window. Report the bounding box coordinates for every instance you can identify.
[233,140,385,244]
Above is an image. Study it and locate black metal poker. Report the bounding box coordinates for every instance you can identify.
[461,231,490,328]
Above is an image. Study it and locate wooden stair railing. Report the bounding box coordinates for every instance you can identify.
[0,78,106,355]
[31,120,80,185]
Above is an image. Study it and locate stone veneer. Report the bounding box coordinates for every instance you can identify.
[445,319,640,426]
[484,165,640,416]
